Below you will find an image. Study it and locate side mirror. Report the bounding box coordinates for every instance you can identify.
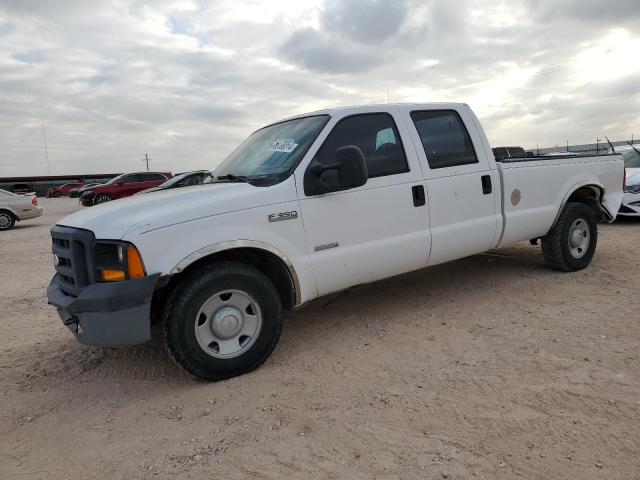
[304,146,368,196]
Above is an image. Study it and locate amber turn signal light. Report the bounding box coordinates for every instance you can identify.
[101,269,126,282]
[127,244,146,279]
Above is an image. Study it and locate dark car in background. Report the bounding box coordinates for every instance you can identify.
[69,183,102,198]
[135,170,212,195]
[48,183,84,198]
[80,172,172,206]
[492,146,527,160]
[12,183,32,194]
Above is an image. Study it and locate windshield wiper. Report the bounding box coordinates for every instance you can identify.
[215,174,252,183]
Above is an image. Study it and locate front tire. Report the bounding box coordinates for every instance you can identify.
[542,202,597,271]
[53,192,61,198]
[163,262,283,380]
[94,194,113,205]
[0,210,16,231]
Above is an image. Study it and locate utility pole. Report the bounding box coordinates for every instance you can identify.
[143,153,150,171]
[596,138,600,155]
[41,124,52,188]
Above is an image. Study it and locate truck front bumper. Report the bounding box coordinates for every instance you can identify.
[47,273,161,347]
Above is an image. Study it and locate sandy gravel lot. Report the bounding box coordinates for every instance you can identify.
[1,197,639,479]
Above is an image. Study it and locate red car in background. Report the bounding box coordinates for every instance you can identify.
[80,172,172,206]
[47,183,84,198]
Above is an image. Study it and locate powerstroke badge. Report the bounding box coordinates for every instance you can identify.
[268,211,298,223]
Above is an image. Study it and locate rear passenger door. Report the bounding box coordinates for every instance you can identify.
[406,108,501,266]
[138,173,167,190]
[296,110,430,297]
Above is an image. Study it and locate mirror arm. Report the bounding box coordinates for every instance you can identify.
[310,162,340,174]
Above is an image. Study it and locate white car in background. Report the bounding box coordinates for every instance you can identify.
[616,145,640,217]
[0,189,43,230]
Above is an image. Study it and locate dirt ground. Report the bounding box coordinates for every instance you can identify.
[1,197,639,480]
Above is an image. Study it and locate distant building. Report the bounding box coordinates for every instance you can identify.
[0,173,121,196]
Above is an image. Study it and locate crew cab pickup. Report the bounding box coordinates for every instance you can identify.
[47,103,625,380]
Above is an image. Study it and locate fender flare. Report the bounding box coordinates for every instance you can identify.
[170,239,302,306]
[551,181,606,229]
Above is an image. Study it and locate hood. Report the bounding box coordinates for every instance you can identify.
[57,179,296,239]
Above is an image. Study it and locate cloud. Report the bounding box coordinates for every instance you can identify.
[321,0,409,44]
[0,0,638,177]
[280,28,378,74]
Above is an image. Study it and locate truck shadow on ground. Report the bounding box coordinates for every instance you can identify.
[24,243,556,388]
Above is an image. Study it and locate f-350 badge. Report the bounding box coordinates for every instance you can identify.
[268,211,298,222]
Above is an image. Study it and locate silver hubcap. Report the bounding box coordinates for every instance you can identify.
[0,213,10,229]
[568,218,590,258]
[195,290,262,359]
[96,196,111,204]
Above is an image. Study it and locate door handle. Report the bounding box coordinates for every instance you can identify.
[481,175,492,195]
[412,185,425,207]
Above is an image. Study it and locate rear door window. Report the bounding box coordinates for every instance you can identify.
[410,110,478,169]
[138,173,164,182]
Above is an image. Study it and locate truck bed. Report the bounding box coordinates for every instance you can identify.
[495,153,624,247]
[497,153,617,163]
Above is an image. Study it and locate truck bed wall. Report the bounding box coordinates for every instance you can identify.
[496,155,624,247]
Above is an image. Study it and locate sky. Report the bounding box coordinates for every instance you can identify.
[0,0,639,177]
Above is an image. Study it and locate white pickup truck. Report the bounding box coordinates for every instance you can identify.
[47,103,625,380]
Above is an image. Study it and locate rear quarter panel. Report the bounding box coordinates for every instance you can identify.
[497,155,624,247]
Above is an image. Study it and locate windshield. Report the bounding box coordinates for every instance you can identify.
[104,174,125,185]
[213,115,330,182]
[621,148,640,168]
[158,172,191,187]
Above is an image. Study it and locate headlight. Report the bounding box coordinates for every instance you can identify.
[624,184,640,194]
[94,241,146,282]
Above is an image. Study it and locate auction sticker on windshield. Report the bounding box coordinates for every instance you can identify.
[268,139,298,153]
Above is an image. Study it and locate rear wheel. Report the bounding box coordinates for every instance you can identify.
[542,202,597,271]
[163,262,283,380]
[0,210,15,231]
[94,194,113,204]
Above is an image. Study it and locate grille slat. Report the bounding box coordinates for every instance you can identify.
[51,226,96,297]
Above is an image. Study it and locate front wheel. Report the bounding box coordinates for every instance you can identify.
[53,192,61,198]
[94,194,113,205]
[163,262,283,380]
[0,210,16,231]
[542,202,597,271]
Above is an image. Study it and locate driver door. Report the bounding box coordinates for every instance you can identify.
[295,110,430,297]
[114,174,142,198]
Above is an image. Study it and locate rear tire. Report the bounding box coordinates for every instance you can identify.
[94,194,113,204]
[542,202,597,271]
[0,210,16,231]
[163,262,283,380]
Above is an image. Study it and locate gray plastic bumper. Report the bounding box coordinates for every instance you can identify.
[47,273,161,347]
